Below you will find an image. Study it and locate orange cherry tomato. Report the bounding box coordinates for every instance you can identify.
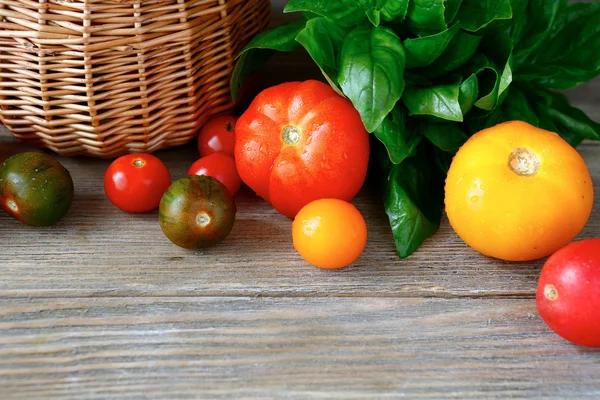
[235,80,370,218]
[188,152,242,196]
[197,115,237,157]
[445,121,594,261]
[292,198,367,269]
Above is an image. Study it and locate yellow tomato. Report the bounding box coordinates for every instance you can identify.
[445,121,594,261]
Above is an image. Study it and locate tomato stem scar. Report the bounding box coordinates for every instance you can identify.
[282,125,301,145]
[5,199,18,213]
[508,148,540,177]
[544,284,559,301]
[196,211,211,227]
[133,159,145,168]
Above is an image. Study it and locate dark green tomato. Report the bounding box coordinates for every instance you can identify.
[0,152,74,226]
[159,175,237,249]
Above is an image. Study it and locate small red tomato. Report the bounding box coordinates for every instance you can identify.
[197,115,237,157]
[188,152,241,196]
[104,154,171,213]
[536,238,600,347]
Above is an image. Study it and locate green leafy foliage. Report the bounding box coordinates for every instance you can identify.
[230,19,306,99]
[232,0,600,259]
[295,18,348,92]
[458,74,479,115]
[404,23,460,68]
[338,26,406,132]
[403,82,463,122]
[382,145,445,258]
[512,0,567,61]
[421,30,483,78]
[456,0,513,32]
[420,121,469,153]
[405,0,447,34]
[515,1,600,89]
[357,0,410,26]
[374,106,421,165]
[283,0,367,27]
[380,0,410,22]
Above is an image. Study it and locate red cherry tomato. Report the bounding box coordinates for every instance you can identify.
[536,238,600,347]
[197,115,237,157]
[188,152,242,196]
[104,154,171,213]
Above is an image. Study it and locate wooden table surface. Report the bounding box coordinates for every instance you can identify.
[1,10,600,398]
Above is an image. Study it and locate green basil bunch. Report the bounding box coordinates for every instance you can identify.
[231,0,600,258]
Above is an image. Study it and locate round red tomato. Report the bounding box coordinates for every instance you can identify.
[188,152,241,196]
[197,115,237,157]
[235,80,370,218]
[104,154,171,213]
[536,238,600,347]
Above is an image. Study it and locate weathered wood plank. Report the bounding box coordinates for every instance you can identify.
[0,137,597,299]
[0,297,598,399]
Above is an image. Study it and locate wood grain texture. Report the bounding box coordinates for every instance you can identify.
[0,137,598,299]
[1,2,600,397]
[1,297,599,399]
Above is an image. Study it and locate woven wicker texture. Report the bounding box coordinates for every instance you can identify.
[0,0,270,158]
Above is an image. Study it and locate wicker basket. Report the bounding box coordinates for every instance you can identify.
[0,0,270,158]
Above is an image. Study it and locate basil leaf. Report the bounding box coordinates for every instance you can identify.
[302,11,321,20]
[420,121,469,153]
[536,90,600,141]
[380,0,410,22]
[403,82,463,122]
[295,18,348,93]
[518,2,600,89]
[513,0,566,62]
[456,0,513,33]
[406,0,447,34]
[338,26,406,133]
[235,19,307,58]
[284,0,367,27]
[463,52,512,112]
[383,153,444,259]
[358,0,382,26]
[499,85,539,127]
[473,67,501,111]
[445,0,463,24]
[509,0,529,47]
[459,73,479,115]
[421,30,483,78]
[231,20,306,99]
[358,0,411,26]
[472,21,513,109]
[515,83,598,145]
[374,106,422,165]
[432,146,454,174]
[404,23,461,69]
[538,12,600,89]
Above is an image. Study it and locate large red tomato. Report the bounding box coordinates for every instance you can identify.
[235,80,370,218]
